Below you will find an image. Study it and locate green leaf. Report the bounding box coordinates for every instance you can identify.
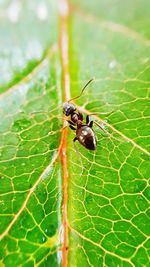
[0,1,150,267]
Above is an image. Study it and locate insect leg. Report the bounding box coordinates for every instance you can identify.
[89,121,93,128]
[69,125,76,131]
[86,115,89,124]
[73,137,77,142]
[86,115,93,127]
[89,111,114,116]
[68,120,75,126]
[93,121,107,134]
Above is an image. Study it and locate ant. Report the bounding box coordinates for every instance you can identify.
[63,79,101,150]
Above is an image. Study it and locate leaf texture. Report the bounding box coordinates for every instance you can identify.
[0,0,150,267]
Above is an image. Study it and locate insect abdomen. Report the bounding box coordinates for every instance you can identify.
[77,126,97,150]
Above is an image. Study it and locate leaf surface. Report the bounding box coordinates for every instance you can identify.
[0,0,150,267]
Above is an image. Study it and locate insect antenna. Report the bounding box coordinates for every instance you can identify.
[68,78,94,102]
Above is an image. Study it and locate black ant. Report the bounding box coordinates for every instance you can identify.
[63,79,98,150]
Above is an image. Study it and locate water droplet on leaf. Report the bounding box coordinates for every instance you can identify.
[42,236,46,242]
